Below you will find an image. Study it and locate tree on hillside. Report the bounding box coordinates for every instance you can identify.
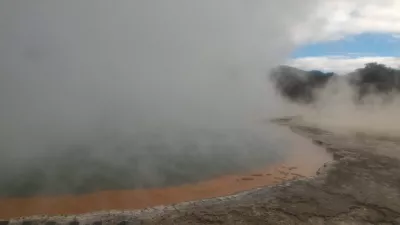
[270,66,335,104]
[271,63,400,105]
[350,62,400,101]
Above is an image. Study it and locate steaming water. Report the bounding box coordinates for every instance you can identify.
[0,124,292,197]
[0,0,323,201]
[0,125,332,219]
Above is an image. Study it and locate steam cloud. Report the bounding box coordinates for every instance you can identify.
[0,1,323,196]
[299,77,400,136]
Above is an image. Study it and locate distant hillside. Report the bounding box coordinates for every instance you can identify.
[270,65,334,103]
[270,63,400,104]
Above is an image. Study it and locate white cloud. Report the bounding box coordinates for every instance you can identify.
[287,56,400,74]
[292,0,400,43]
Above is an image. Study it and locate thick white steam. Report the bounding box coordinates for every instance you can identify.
[0,1,326,195]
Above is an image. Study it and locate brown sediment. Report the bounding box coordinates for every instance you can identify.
[0,134,331,219]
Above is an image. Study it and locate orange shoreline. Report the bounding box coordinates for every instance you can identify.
[0,135,331,219]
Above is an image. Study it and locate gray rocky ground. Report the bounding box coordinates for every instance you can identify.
[3,116,400,225]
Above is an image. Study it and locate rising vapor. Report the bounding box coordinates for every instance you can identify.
[0,1,324,196]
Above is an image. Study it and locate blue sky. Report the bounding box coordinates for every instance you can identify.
[288,32,400,73]
[292,33,400,58]
[286,0,400,73]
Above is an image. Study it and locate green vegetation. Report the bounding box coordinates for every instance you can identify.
[271,62,400,104]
